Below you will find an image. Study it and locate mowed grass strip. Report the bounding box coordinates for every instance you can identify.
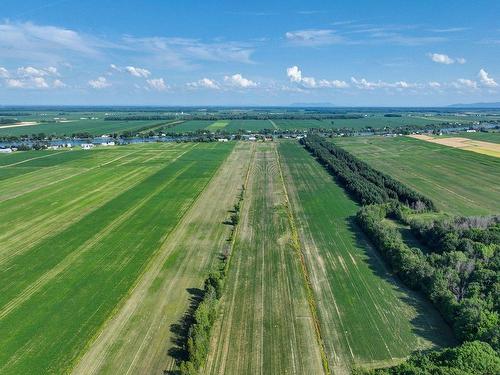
[72,142,250,375]
[278,141,455,373]
[0,142,233,374]
[333,136,500,215]
[206,143,324,375]
[206,120,230,130]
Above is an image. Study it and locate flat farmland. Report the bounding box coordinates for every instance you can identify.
[206,142,324,375]
[171,120,214,132]
[225,119,274,131]
[73,142,252,375]
[278,141,454,373]
[274,116,439,130]
[334,136,500,215]
[0,142,234,374]
[0,119,168,136]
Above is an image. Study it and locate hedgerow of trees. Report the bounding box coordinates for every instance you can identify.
[300,135,435,210]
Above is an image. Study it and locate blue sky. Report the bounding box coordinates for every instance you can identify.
[0,0,499,106]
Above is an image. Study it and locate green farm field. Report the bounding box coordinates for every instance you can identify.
[206,143,324,374]
[333,136,500,215]
[0,142,234,374]
[278,142,454,373]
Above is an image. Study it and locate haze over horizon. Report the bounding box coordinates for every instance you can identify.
[1,0,499,106]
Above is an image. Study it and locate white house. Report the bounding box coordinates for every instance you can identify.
[0,148,12,153]
[81,143,94,150]
[218,138,229,142]
[101,141,115,146]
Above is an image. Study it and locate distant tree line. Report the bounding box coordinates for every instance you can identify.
[300,135,435,210]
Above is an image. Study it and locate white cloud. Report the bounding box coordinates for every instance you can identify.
[146,78,167,91]
[478,69,498,88]
[18,66,47,77]
[428,81,441,88]
[428,53,454,64]
[125,66,151,78]
[287,66,348,88]
[187,78,220,89]
[88,76,110,89]
[52,79,67,88]
[0,67,10,78]
[351,77,418,90]
[5,79,26,88]
[428,53,466,65]
[452,78,478,89]
[285,29,343,46]
[122,36,255,69]
[286,66,302,82]
[0,22,100,64]
[224,74,257,88]
[33,77,49,88]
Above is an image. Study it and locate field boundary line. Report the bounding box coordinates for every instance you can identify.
[275,142,331,375]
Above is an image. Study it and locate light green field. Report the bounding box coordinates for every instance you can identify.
[279,141,455,373]
[206,142,324,374]
[0,119,167,136]
[333,136,500,215]
[206,120,230,130]
[0,142,233,374]
[226,119,275,131]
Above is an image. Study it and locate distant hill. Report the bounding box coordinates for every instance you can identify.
[448,102,500,108]
[290,102,336,107]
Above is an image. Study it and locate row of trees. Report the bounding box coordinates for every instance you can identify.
[357,203,499,351]
[301,135,435,210]
[178,191,244,374]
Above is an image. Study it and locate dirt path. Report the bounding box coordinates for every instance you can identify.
[72,143,252,375]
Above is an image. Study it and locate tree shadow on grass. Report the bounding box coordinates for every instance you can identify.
[346,216,456,351]
[165,287,204,375]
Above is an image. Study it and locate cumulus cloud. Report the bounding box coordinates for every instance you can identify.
[88,76,110,89]
[52,79,67,88]
[351,77,418,90]
[224,74,257,88]
[33,77,49,88]
[478,69,498,88]
[125,66,151,78]
[428,53,466,65]
[187,78,220,89]
[0,67,9,78]
[452,78,478,89]
[285,29,343,46]
[286,66,302,82]
[286,66,348,88]
[146,78,167,91]
[5,79,26,88]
